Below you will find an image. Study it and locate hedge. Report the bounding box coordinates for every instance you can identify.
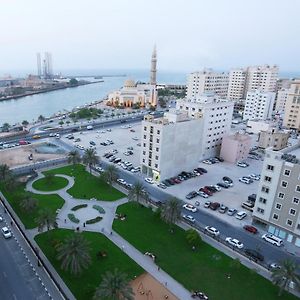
[92,205,105,214]
[68,213,80,223]
[86,216,102,224]
[71,204,88,211]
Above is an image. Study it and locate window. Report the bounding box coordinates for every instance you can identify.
[278,192,285,199]
[296,185,300,193]
[293,197,299,204]
[257,207,264,214]
[290,209,296,216]
[157,130,160,134]
[143,143,146,147]
[284,169,290,176]
[275,203,282,210]
[261,186,269,193]
[144,126,147,131]
[287,219,293,226]
[142,151,146,155]
[272,213,279,220]
[156,147,159,152]
[143,135,146,139]
[155,155,159,160]
[156,138,160,143]
[281,181,288,188]
[264,176,272,182]
[259,197,267,204]
[142,159,145,163]
[154,163,158,168]
[267,164,274,171]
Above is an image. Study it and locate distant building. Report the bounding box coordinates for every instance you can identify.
[186,69,229,99]
[243,90,275,121]
[252,143,300,247]
[275,88,289,114]
[227,68,247,101]
[176,94,234,158]
[220,132,252,163]
[283,79,300,131]
[246,119,278,134]
[258,129,290,151]
[140,111,203,181]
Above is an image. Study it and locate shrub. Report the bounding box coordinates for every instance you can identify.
[71,204,88,211]
[86,216,102,224]
[92,205,105,214]
[68,213,80,223]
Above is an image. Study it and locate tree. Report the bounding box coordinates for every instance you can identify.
[56,233,91,276]
[160,197,182,230]
[185,229,202,248]
[58,120,64,126]
[68,150,81,168]
[82,148,99,173]
[0,164,11,182]
[37,115,46,123]
[93,268,134,300]
[22,120,29,126]
[271,259,300,296]
[4,174,18,192]
[20,195,38,213]
[1,123,10,132]
[35,208,57,232]
[101,165,118,188]
[69,78,78,85]
[127,182,146,204]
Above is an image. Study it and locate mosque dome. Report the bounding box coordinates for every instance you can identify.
[124,79,136,88]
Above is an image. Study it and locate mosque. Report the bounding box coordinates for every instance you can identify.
[107,47,158,108]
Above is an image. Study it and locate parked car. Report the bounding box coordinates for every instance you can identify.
[218,204,228,214]
[183,204,197,213]
[237,161,249,168]
[199,187,213,196]
[227,208,237,216]
[225,237,244,249]
[145,178,154,184]
[223,176,233,183]
[243,225,258,234]
[239,177,251,184]
[269,262,281,270]
[204,226,220,237]
[95,166,104,173]
[204,201,211,208]
[249,174,260,181]
[202,159,212,165]
[89,141,96,145]
[198,167,207,173]
[1,226,12,238]
[117,178,126,185]
[198,191,209,198]
[245,249,264,262]
[209,202,220,210]
[262,234,283,247]
[217,182,229,189]
[157,183,167,189]
[186,191,198,200]
[236,211,247,220]
[182,215,196,223]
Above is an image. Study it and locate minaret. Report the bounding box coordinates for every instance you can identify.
[150,45,157,85]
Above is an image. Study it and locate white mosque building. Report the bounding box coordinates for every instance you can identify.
[107,47,158,108]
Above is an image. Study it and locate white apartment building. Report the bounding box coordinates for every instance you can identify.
[243,90,275,121]
[140,111,203,181]
[227,65,279,101]
[275,88,289,114]
[177,94,234,158]
[252,143,300,247]
[186,69,229,99]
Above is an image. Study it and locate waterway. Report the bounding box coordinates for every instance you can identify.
[0,70,186,126]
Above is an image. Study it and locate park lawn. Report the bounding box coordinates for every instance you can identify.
[45,164,125,201]
[32,176,69,192]
[113,202,297,300]
[35,229,144,300]
[0,183,64,229]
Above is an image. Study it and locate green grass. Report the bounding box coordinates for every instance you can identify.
[35,229,143,300]
[113,203,297,300]
[32,176,69,191]
[0,183,64,229]
[45,164,125,201]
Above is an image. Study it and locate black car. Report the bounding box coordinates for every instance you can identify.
[223,176,233,183]
[166,179,175,185]
[217,182,229,189]
[186,191,198,200]
[198,167,207,173]
[89,141,96,146]
[206,186,217,193]
[245,249,264,262]
[162,180,171,187]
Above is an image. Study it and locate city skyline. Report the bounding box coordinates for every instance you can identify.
[0,0,299,73]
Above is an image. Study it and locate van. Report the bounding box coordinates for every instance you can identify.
[262,234,283,247]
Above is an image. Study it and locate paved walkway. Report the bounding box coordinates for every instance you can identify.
[26,171,192,298]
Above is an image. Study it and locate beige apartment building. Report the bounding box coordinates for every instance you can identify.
[220,132,252,163]
[283,80,300,131]
[253,143,300,246]
[258,129,290,151]
[275,88,289,114]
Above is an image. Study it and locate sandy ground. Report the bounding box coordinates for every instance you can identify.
[131,273,179,300]
[0,143,65,167]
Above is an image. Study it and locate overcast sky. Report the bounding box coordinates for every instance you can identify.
[1,0,299,74]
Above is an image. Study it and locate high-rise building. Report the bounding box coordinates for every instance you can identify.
[275,88,289,114]
[243,90,275,121]
[176,94,234,158]
[150,46,157,86]
[186,69,229,99]
[36,53,42,77]
[227,65,279,101]
[252,143,300,247]
[283,80,300,131]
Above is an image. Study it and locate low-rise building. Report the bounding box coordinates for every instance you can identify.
[220,132,252,163]
[252,143,300,247]
[246,119,277,134]
[258,129,290,151]
[140,111,203,181]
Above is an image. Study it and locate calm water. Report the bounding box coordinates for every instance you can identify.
[0,70,186,126]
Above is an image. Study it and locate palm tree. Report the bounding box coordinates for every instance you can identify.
[271,259,300,296]
[22,120,29,127]
[35,208,57,232]
[82,148,99,173]
[186,228,202,248]
[127,182,146,204]
[101,165,118,188]
[4,174,17,191]
[93,268,134,300]
[1,123,10,132]
[68,150,81,169]
[160,197,182,230]
[37,115,46,123]
[20,195,38,213]
[56,233,91,275]
[0,164,11,182]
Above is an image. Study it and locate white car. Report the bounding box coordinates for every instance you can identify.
[198,191,208,198]
[237,161,249,168]
[0,216,3,222]
[1,227,12,239]
[157,183,167,189]
[182,215,195,223]
[204,226,220,237]
[235,211,247,220]
[183,204,197,213]
[239,177,251,184]
[145,178,154,184]
[213,185,221,191]
[249,174,260,180]
[225,237,244,249]
[204,201,211,208]
[131,167,140,173]
[117,178,127,185]
[95,166,104,173]
[202,159,212,165]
